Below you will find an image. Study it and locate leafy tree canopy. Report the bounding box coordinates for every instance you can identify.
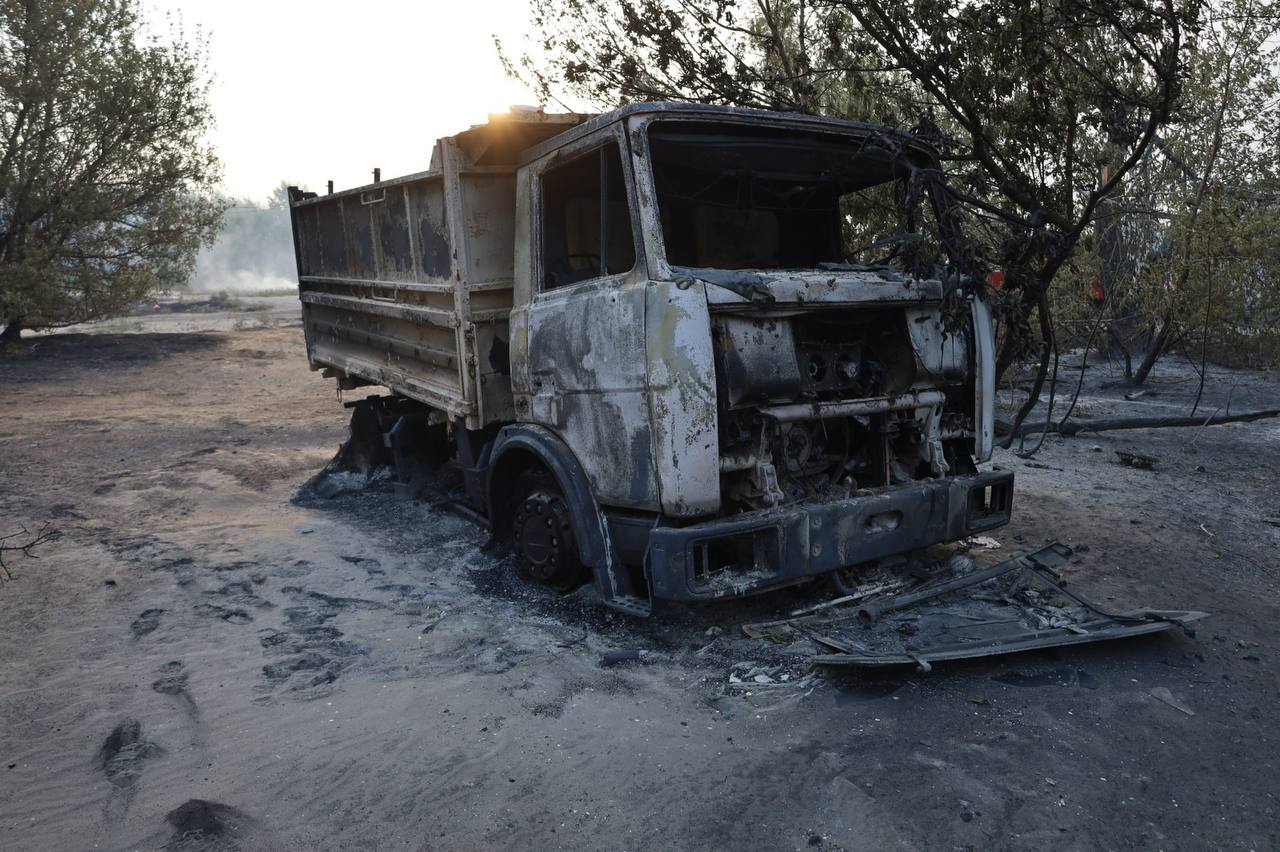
[0,0,222,341]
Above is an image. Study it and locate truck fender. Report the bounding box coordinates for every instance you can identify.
[486,424,609,570]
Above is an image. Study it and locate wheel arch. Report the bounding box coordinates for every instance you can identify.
[486,425,607,568]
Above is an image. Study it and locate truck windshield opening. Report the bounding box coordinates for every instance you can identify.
[648,121,941,274]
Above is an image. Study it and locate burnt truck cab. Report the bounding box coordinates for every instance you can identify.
[289,102,1011,617]
[500,104,1009,613]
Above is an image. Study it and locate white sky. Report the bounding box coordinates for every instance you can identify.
[147,0,545,200]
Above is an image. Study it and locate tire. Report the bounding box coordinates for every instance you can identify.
[511,471,588,593]
[335,397,392,476]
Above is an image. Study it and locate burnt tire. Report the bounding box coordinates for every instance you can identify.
[335,398,392,476]
[512,472,587,593]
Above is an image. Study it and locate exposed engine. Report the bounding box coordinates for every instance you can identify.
[712,305,978,512]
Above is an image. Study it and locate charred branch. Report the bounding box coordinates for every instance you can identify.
[996,408,1280,439]
[0,522,57,582]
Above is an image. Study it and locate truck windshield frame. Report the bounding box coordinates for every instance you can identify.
[644,120,945,275]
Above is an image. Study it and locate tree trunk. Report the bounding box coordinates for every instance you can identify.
[998,294,1054,449]
[1107,326,1134,380]
[0,318,22,344]
[998,408,1280,438]
[1131,314,1177,385]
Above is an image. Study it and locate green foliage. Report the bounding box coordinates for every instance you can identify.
[1057,0,1280,376]
[0,0,223,338]
[503,1,874,115]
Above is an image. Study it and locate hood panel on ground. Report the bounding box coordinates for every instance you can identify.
[744,544,1209,670]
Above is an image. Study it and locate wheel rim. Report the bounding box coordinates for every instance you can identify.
[514,491,575,586]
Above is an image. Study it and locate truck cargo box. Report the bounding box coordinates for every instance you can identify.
[287,110,583,430]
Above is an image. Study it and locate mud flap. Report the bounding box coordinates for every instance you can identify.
[746,544,1208,671]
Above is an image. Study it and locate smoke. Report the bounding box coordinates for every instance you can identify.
[189,184,298,293]
[190,267,297,293]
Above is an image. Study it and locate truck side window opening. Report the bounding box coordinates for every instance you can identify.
[648,122,942,273]
[540,141,636,290]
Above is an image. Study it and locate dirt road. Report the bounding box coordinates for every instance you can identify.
[1,323,1276,851]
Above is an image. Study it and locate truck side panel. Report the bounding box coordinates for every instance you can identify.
[523,275,659,510]
[290,156,517,427]
[292,172,474,417]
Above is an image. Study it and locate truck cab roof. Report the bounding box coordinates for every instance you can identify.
[516,101,942,168]
[296,102,941,206]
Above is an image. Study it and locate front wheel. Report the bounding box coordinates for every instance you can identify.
[512,472,587,593]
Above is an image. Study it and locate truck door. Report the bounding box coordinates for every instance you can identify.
[522,130,660,510]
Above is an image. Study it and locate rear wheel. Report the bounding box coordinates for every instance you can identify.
[512,472,587,593]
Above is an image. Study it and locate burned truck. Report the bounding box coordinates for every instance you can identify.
[287,103,1011,616]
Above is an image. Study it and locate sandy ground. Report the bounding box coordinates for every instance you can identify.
[0,311,1277,851]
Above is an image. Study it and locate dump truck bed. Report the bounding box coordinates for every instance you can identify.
[287,111,583,430]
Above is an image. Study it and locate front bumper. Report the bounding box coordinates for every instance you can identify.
[647,470,1013,601]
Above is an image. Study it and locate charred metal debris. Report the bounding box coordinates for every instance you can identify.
[743,544,1208,671]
